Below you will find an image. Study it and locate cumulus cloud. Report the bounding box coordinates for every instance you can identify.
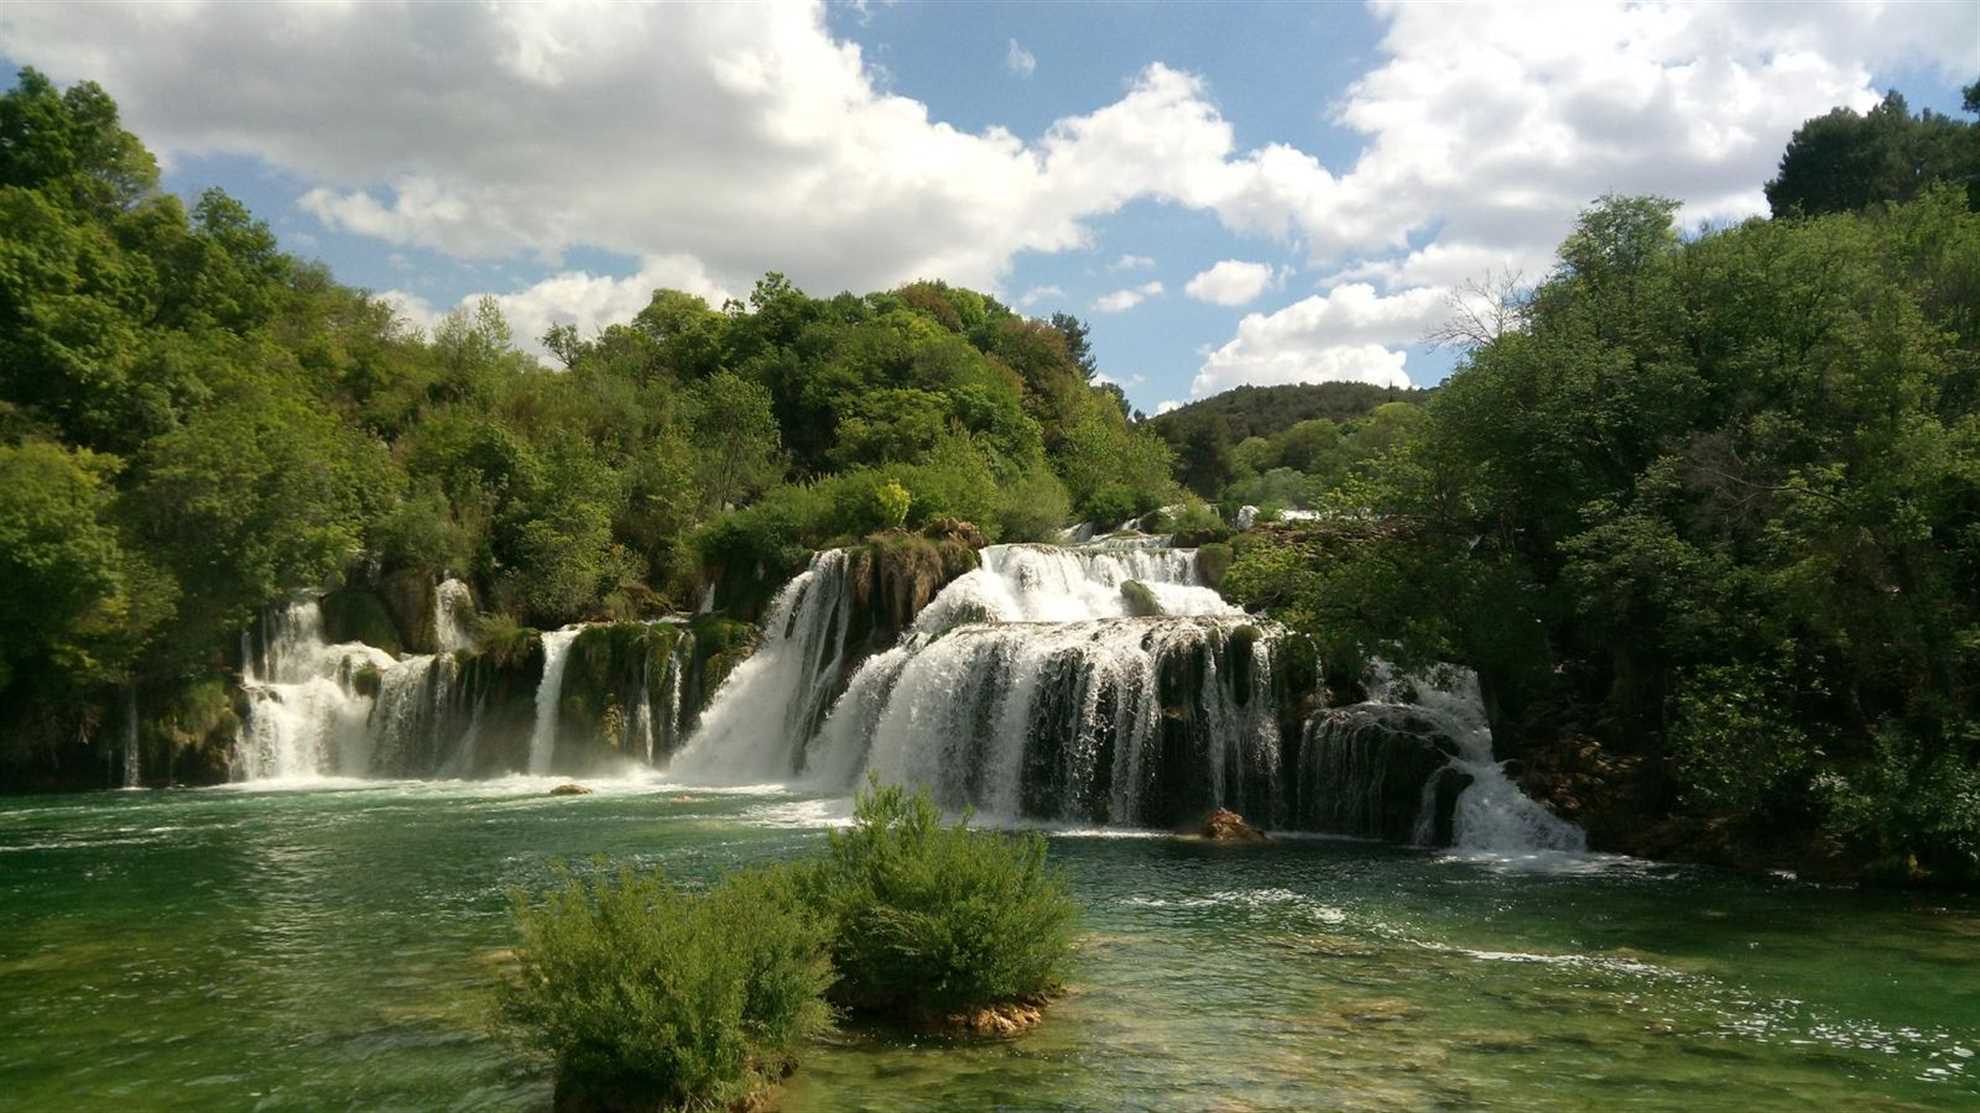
[1108,253,1156,271]
[0,2,1158,297]
[1017,284,1065,307]
[1155,400,1183,415]
[383,254,731,355]
[1006,38,1036,78]
[1094,280,1164,313]
[1184,260,1278,306]
[1,0,1965,395]
[1190,283,1445,395]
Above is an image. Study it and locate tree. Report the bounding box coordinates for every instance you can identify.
[1766,91,1979,217]
[0,441,135,691]
[686,371,783,513]
[1049,312,1097,380]
[1178,417,1236,498]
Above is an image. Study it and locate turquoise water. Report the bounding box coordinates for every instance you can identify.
[2,778,1975,1111]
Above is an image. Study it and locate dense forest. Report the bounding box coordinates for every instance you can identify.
[1218,84,1980,885]
[0,69,1181,785]
[4,67,1979,885]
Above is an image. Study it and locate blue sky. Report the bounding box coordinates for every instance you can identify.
[3,0,1973,414]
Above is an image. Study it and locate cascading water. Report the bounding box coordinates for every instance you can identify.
[234,596,492,781]
[528,627,583,775]
[236,600,401,780]
[433,578,477,654]
[670,551,854,784]
[121,686,141,788]
[672,537,1583,850]
[1376,667,1588,852]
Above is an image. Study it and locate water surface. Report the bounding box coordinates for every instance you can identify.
[2,779,1974,1110]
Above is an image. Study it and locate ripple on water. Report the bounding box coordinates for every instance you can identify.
[0,784,1976,1111]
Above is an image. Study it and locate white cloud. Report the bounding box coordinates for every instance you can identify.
[1,4,1208,297]
[1184,259,1278,306]
[1,0,1966,397]
[383,254,731,356]
[1005,38,1036,78]
[1092,371,1148,387]
[1094,280,1164,313]
[1155,400,1183,415]
[1108,253,1156,271]
[1017,284,1065,307]
[1190,283,1445,395]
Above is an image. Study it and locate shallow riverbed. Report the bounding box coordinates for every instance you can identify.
[2,777,1975,1110]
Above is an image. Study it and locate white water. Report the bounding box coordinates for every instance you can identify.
[433,578,477,654]
[121,686,141,788]
[668,538,1582,852]
[670,551,853,784]
[1371,666,1588,853]
[528,626,583,775]
[808,616,1281,825]
[236,600,400,780]
[910,543,1234,634]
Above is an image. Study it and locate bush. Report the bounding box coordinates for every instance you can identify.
[801,781,1079,1018]
[993,464,1072,542]
[498,862,835,1111]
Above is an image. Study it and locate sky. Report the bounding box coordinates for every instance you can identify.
[2,0,1974,416]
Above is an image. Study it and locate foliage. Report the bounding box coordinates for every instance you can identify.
[1146,381,1427,446]
[799,780,1079,1016]
[1,71,1164,784]
[498,863,835,1109]
[1233,181,1980,880]
[1767,91,1979,218]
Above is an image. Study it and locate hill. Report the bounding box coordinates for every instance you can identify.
[1146,381,1428,446]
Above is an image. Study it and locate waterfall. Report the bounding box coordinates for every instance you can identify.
[234,598,477,781]
[629,653,654,762]
[121,686,141,788]
[433,578,477,653]
[911,543,1234,632]
[670,551,853,784]
[529,626,583,775]
[1373,667,1588,852]
[236,600,399,780]
[815,616,1281,826]
[660,630,694,758]
[669,538,1582,851]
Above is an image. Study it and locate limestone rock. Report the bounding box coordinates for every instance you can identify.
[549,783,593,797]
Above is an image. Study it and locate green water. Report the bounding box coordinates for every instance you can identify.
[2,778,1975,1111]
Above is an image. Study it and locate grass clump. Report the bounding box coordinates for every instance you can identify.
[498,862,834,1111]
[802,780,1080,1019]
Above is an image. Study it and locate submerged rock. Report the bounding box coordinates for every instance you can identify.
[548,783,593,796]
[934,997,1049,1037]
[1201,807,1266,841]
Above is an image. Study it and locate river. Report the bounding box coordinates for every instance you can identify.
[3,776,1974,1110]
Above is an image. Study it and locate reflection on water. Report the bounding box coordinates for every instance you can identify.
[0,780,1975,1111]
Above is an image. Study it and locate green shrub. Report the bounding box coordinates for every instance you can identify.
[1194,542,1233,588]
[475,612,537,669]
[872,480,911,530]
[498,862,835,1111]
[992,464,1072,542]
[801,781,1079,1018]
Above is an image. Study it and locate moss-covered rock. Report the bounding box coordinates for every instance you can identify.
[842,530,980,654]
[379,568,439,653]
[1290,705,1459,843]
[1120,580,1164,618]
[319,588,405,655]
[558,623,695,764]
[1194,542,1233,589]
